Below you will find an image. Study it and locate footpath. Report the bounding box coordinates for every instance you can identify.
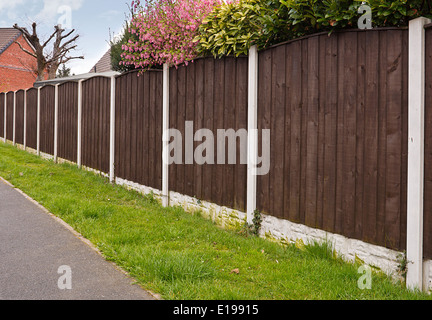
[0,178,156,300]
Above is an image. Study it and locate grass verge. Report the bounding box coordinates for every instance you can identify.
[0,142,430,300]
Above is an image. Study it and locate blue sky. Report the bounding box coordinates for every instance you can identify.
[0,0,131,74]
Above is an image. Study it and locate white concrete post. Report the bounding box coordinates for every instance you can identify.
[54,84,59,162]
[37,87,41,156]
[247,45,259,225]
[3,93,6,143]
[109,76,116,183]
[162,64,170,207]
[23,89,27,149]
[407,16,431,291]
[77,80,83,168]
[12,91,16,146]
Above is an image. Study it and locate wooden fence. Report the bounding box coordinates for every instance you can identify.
[0,24,431,267]
[257,28,409,254]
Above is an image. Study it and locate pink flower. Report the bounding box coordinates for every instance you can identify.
[121,0,223,69]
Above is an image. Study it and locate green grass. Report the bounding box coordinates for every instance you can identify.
[0,142,430,300]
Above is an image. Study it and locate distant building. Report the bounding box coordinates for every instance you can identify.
[0,28,45,92]
[89,49,113,73]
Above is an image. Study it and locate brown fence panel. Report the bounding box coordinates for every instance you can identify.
[169,56,248,212]
[257,29,408,253]
[82,77,111,173]
[0,92,4,139]
[115,70,163,190]
[39,85,55,155]
[6,92,13,141]
[58,82,78,162]
[424,26,432,259]
[15,90,25,145]
[25,88,38,150]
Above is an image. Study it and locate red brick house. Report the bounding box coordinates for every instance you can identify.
[0,28,44,93]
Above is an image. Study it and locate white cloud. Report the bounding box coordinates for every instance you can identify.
[0,0,25,11]
[34,0,84,25]
[98,9,121,21]
[0,0,26,25]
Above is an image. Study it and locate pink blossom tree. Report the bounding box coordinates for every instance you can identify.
[121,0,227,70]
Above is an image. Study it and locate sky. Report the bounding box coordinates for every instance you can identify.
[0,0,131,74]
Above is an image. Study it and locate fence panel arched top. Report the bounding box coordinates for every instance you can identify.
[115,68,163,190]
[25,87,38,150]
[256,27,409,254]
[0,92,4,140]
[14,90,26,146]
[57,81,79,163]
[81,76,111,174]
[168,55,249,212]
[39,85,56,155]
[5,91,14,141]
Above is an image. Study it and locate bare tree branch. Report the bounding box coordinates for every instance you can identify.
[13,22,84,80]
[60,55,84,64]
[14,41,37,58]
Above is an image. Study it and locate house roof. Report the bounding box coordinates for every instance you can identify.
[89,49,112,73]
[0,28,22,55]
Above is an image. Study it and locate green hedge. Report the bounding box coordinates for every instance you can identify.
[196,0,432,57]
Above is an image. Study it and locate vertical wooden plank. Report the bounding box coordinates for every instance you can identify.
[6,92,13,141]
[114,75,122,179]
[194,59,204,200]
[120,75,128,179]
[355,31,366,241]
[363,31,380,245]
[341,32,358,239]
[135,72,143,185]
[289,40,303,224]
[176,66,186,194]
[15,90,25,145]
[385,30,403,250]
[335,32,345,235]
[271,45,286,218]
[376,30,388,247]
[305,36,319,227]
[185,62,196,197]
[257,49,272,215]
[213,58,225,206]
[131,73,139,182]
[125,74,132,181]
[149,71,157,189]
[82,81,88,168]
[322,33,338,233]
[283,44,292,221]
[316,35,326,230]
[104,77,111,173]
[202,58,214,203]
[155,70,163,190]
[400,29,408,253]
[299,39,309,226]
[0,93,4,140]
[224,57,235,208]
[168,67,178,192]
[235,57,248,212]
[26,89,37,150]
